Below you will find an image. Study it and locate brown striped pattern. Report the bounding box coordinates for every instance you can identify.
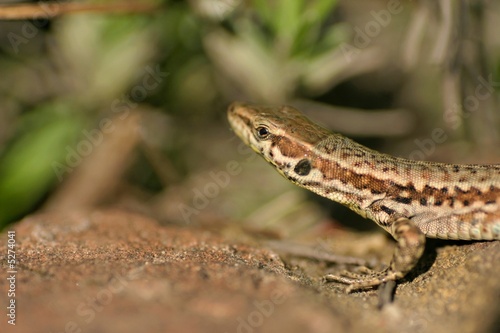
[227,102,500,241]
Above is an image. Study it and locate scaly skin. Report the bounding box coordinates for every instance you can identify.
[227,102,500,291]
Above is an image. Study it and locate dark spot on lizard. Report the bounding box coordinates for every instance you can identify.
[419,198,427,206]
[294,159,312,176]
[381,205,396,215]
[302,181,321,187]
[395,197,412,204]
[341,152,352,158]
[449,197,455,207]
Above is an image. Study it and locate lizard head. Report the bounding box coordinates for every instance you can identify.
[227,102,330,180]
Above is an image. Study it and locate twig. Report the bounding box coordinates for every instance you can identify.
[0,2,159,20]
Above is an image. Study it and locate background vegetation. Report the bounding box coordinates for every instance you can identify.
[0,0,499,232]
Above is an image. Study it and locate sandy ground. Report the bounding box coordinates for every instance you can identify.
[0,209,499,333]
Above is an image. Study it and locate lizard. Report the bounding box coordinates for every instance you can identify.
[227,101,500,292]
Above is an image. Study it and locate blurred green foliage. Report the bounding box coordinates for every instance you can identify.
[0,0,345,228]
[1,0,498,229]
[195,0,347,103]
[252,0,340,56]
[0,12,160,228]
[0,103,83,225]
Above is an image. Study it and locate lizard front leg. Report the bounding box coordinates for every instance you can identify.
[325,217,426,292]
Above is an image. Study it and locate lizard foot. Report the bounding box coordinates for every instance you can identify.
[323,267,402,293]
[324,217,426,293]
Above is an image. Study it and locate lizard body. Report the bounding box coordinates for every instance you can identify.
[227,102,500,291]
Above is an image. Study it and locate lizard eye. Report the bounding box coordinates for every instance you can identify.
[256,126,271,139]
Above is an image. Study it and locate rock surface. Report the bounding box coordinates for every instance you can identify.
[0,210,499,333]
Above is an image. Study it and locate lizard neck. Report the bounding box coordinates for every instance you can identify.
[274,133,500,215]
